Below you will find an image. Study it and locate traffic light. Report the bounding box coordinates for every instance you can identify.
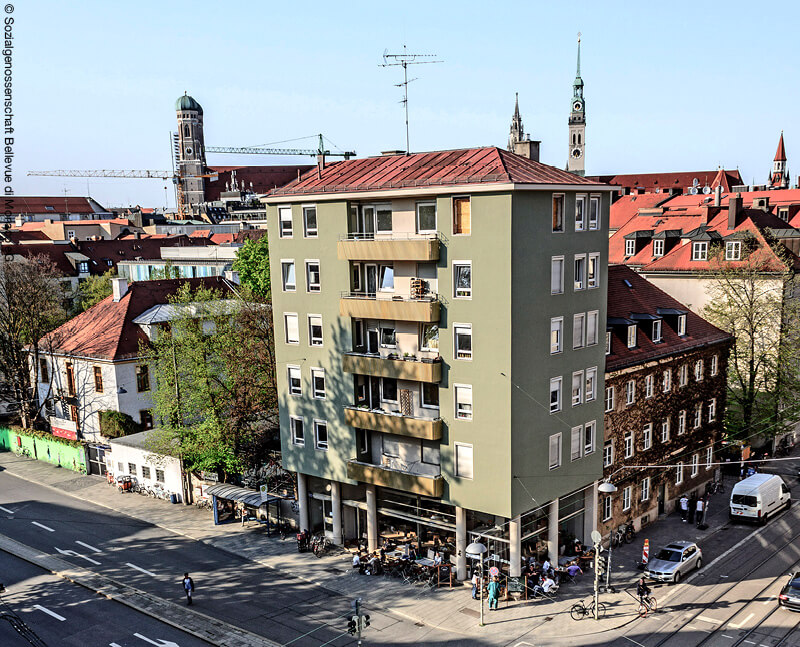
[362,614,371,629]
[596,555,607,576]
[347,616,358,635]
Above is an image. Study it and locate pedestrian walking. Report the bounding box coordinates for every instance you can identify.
[182,573,195,605]
[471,570,480,600]
[679,494,689,521]
[688,494,697,524]
[695,496,705,528]
[487,576,501,610]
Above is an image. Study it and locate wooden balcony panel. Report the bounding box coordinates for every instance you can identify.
[337,238,439,262]
[339,297,440,323]
[343,406,442,440]
[341,353,442,383]
[346,459,444,497]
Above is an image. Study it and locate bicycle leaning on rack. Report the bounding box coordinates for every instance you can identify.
[570,598,607,620]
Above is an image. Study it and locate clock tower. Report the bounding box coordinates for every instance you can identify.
[567,35,586,176]
[770,132,789,189]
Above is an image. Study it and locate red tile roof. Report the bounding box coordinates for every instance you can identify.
[590,169,743,195]
[189,229,212,238]
[267,148,604,197]
[6,196,108,216]
[609,193,672,231]
[606,265,733,372]
[205,165,313,201]
[775,133,787,162]
[210,233,235,244]
[40,277,233,361]
[1,243,79,276]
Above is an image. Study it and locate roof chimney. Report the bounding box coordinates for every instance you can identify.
[111,277,129,302]
[728,194,743,230]
[714,185,722,207]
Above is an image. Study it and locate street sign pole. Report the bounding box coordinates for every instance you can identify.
[593,547,600,620]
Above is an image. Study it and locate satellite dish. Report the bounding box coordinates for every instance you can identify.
[591,530,602,545]
[689,187,699,195]
[702,186,711,194]
[692,177,699,186]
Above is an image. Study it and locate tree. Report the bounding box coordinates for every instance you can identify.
[75,269,115,313]
[233,235,270,299]
[0,256,67,427]
[703,239,800,441]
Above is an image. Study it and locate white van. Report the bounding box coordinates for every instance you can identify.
[729,473,791,524]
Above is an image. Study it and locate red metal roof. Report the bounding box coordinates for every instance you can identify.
[609,193,672,230]
[267,148,603,197]
[591,169,743,195]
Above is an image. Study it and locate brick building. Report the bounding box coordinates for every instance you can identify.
[599,265,733,536]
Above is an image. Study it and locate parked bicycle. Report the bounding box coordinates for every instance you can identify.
[706,479,725,495]
[611,522,635,547]
[195,497,213,510]
[312,535,331,558]
[570,598,607,620]
[638,595,658,617]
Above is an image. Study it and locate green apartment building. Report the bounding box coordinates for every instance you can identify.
[263,147,613,578]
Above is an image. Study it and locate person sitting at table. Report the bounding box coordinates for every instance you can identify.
[541,558,554,579]
[352,552,361,569]
[366,553,381,575]
[408,545,417,561]
[533,574,556,597]
[573,539,584,554]
[433,552,442,566]
[379,544,386,563]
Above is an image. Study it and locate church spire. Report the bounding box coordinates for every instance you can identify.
[771,131,789,188]
[508,92,525,152]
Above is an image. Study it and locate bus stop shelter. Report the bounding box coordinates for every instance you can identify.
[206,483,284,533]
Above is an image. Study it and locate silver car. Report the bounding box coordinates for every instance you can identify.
[644,541,702,583]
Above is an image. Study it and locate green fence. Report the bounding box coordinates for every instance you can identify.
[0,427,87,473]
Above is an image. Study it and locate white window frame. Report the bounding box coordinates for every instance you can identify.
[453,195,471,236]
[453,261,472,299]
[606,330,612,355]
[287,365,301,396]
[303,205,318,238]
[624,432,634,458]
[708,397,716,422]
[311,368,325,399]
[725,240,741,261]
[679,364,688,387]
[571,426,582,461]
[643,423,652,450]
[678,314,687,336]
[305,260,321,293]
[605,386,615,412]
[381,377,398,403]
[552,194,565,233]
[314,419,328,451]
[550,377,562,413]
[625,239,635,256]
[378,264,394,292]
[279,206,293,238]
[455,442,474,479]
[585,367,597,402]
[550,317,563,354]
[290,416,304,446]
[706,446,713,470]
[587,310,599,346]
[691,453,699,477]
[454,324,473,360]
[652,319,662,343]
[572,370,584,407]
[588,252,600,289]
[625,379,635,405]
[602,496,612,521]
[676,462,684,485]
[549,433,562,470]
[281,260,296,292]
[455,384,473,421]
[622,485,632,512]
[692,241,708,261]
[420,323,438,352]
[574,254,586,291]
[380,324,397,349]
[641,477,650,501]
[584,420,596,455]
[352,263,362,292]
[627,324,637,348]
[694,402,702,428]
[653,239,664,257]
[711,354,718,376]
[308,314,323,347]
[678,410,686,435]
[663,368,672,392]
[695,359,704,381]
[603,440,613,468]
[589,195,600,230]
[416,201,437,234]
[284,313,300,345]
[573,313,586,349]
[551,256,564,295]
[645,374,654,399]
[575,194,587,231]
[661,418,670,443]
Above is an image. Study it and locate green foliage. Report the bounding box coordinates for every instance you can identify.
[98,410,142,439]
[233,235,270,299]
[76,270,115,313]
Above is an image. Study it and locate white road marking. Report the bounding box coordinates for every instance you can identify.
[761,595,774,605]
[133,633,180,647]
[0,505,14,514]
[33,605,65,621]
[109,643,123,647]
[31,521,54,532]
[696,615,723,624]
[75,540,101,553]
[126,563,157,577]
[722,636,736,640]
[623,638,646,647]
[55,546,101,566]
[729,612,755,629]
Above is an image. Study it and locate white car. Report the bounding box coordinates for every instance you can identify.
[644,541,702,583]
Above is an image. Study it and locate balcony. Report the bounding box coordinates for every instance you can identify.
[337,233,439,262]
[342,352,442,383]
[346,458,444,497]
[340,293,440,323]
[344,405,442,441]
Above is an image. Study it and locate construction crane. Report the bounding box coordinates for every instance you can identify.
[206,134,355,159]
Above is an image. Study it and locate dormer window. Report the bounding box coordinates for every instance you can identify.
[627,324,637,348]
[691,241,708,261]
[653,239,664,257]
[725,241,741,261]
[625,239,635,257]
[652,319,662,343]
[677,314,687,336]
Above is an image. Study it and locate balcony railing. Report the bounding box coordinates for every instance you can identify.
[337,233,440,262]
[342,352,442,383]
[346,458,444,497]
[339,292,440,323]
[343,405,442,440]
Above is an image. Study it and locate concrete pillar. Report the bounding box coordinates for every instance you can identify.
[366,484,378,552]
[331,481,343,546]
[455,506,468,580]
[509,515,522,577]
[296,472,309,533]
[583,481,598,544]
[547,498,559,565]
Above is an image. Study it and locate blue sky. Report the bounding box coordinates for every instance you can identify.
[14,1,800,207]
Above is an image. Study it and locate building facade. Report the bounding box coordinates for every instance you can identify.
[263,147,614,578]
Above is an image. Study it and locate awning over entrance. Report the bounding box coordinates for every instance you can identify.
[206,484,273,507]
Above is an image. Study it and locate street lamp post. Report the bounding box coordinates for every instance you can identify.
[466,541,488,627]
[598,481,618,599]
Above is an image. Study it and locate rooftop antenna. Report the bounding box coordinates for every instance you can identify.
[381,45,442,154]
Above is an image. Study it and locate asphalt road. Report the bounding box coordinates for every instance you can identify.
[0,550,209,647]
[0,471,479,647]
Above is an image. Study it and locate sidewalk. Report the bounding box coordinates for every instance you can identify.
[0,451,765,643]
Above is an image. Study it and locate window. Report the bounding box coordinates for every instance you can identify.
[303,206,317,237]
[584,420,596,455]
[641,477,650,501]
[352,263,362,292]
[606,331,612,355]
[118,461,123,473]
[587,310,599,345]
[381,377,398,402]
[128,463,137,476]
[575,195,586,231]
[706,446,713,470]
[571,370,584,406]
[279,206,292,238]
[551,256,564,294]
[603,440,613,467]
[79,261,89,273]
[625,239,636,256]
[453,197,471,235]
[679,364,688,387]
[287,366,301,396]
[454,324,472,360]
[603,496,612,521]
[155,469,164,483]
[420,323,439,351]
[93,366,103,393]
[380,325,396,348]
[376,205,393,233]
[622,485,632,511]
[284,313,300,344]
[645,374,654,398]
[305,261,321,292]
[574,254,586,290]
[678,410,686,435]
[455,384,473,420]
[627,325,637,348]
[141,466,151,480]
[453,262,472,298]
[643,423,652,450]
[663,368,672,392]
[308,315,323,346]
[67,230,76,239]
[455,443,474,479]
[624,432,634,458]
[281,261,296,291]
[694,402,702,428]
[692,241,708,261]
[140,409,153,430]
[605,386,615,412]
[550,377,562,413]
[585,367,597,401]
[589,195,600,230]
[587,253,600,289]
[652,319,662,343]
[291,417,304,446]
[550,317,563,354]
[312,368,325,399]
[549,433,562,470]
[725,240,741,261]
[416,202,436,233]
[653,239,664,257]
[695,359,704,381]
[552,194,564,232]
[625,379,635,405]
[314,420,328,450]
[39,358,49,383]
[379,265,394,291]
[571,426,582,461]
[676,462,684,484]
[421,383,439,408]
[678,314,687,336]
[708,398,716,422]
[691,453,699,477]
[711,354,718,376]
[661,418,670,442]
[136,365,150,392]
[573,313,586,349]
